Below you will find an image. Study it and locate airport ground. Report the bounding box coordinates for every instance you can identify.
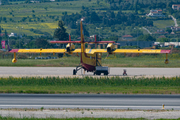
[0,57,179,119]
[0,67,179,94]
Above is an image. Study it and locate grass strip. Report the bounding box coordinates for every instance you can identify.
[0,76,180,94]
[0,53,180,67]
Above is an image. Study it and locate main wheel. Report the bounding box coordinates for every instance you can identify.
[104,71,108,75]
[73,69,76,75]
[96,72,101,75]
[165,59,169,64]
[123,73,127,76]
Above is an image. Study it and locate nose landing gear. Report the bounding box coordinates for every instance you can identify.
[123,69,127,76]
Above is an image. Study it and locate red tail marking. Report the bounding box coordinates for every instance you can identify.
[69,34,71,42]
[95,35,96,42]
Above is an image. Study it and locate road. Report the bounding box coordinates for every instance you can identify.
[169,15,178,27]
[0,94,180,110]
[0,67,180,77]
[142,27,152,34]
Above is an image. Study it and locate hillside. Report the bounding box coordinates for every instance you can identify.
[0,0,180,48]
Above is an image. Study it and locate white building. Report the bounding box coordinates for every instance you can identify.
[147,10,165,17]
[172,4,180,10]
[9,33,17,37]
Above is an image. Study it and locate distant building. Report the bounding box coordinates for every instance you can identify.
[171,26,180,31]
[172,4,180,10]
[9,33,17,37]
[158,35,166,38]
[122,35,133,40]
[0,33,4,37]
[30,1,40,3]
[146,10,165,17]
[164,42,180,47]
[155,29,168,34]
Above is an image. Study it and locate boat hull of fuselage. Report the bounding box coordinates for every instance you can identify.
[81,63,96,72]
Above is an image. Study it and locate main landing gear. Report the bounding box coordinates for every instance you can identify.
[73,64,83,75]
[164,53,169,64]
[165,59,169,64]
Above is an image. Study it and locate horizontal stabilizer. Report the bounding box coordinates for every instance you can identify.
[88,41,115,44]
[50,41,81,44]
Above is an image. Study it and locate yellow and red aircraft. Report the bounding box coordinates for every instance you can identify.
[9,20,171,75]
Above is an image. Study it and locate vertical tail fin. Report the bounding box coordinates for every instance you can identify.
[95,35,97,42]
[69,34,71,47]
[69,34,71,42]
[80,20,85,53]
[95,35,97,49]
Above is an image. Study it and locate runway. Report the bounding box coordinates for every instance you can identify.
[0,67,180,77]
[0,94,180,110]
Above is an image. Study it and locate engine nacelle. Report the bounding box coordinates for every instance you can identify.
[12,58,17,63]
[107,43,116,54]
[66,43,75,53]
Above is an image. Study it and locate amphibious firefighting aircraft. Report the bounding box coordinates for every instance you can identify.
[9,20,171,75]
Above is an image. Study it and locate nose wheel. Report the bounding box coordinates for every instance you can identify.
[123,69,127,76]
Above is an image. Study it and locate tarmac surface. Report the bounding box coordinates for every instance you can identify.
[0,94,180,119]
[0,67,180,77]
[0,94,180,110]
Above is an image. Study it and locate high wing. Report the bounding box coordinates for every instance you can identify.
[9,48,171,54]
[9,48,90,53]
[87,49,171,54]
[9,49,67,53]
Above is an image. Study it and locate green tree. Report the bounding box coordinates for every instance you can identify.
[157,38,169,42]
[0,26,2,41]
[1,0,9,5]
[35,38,51,48]
[97,0,100,5]
[166,27,172,34]
[25,0,31,3]
[54,20,68,40]
[44,7,48,11]
[4,30,8,39]
[137,34,156,41]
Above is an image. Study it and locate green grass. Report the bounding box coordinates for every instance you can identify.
[153,20,174,29]
[0,76,179,94]
[1,53,180,67]
[0,0,107,36]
